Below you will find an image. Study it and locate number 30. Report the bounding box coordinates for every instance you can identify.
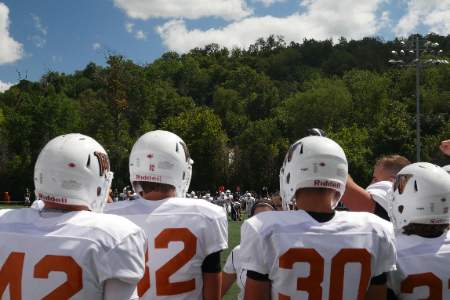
[278,248,371,300]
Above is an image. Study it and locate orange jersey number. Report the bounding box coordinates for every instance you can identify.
[401,272,449,300]
[278,248,371,300]
[0,252,82,300]
[138,228,197,297]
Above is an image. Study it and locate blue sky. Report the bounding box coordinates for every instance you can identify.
[1,0,449,91]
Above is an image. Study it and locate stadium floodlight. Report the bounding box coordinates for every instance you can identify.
[389,35,449,162]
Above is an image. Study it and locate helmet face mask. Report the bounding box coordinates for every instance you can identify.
[279,136,348,210]
[129,130,193,198]
[389,162,450,231]
[34,134,113,212]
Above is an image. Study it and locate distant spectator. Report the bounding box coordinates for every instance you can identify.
[3,192,10,203]
[270,193,283,211]
[24,188,31,206]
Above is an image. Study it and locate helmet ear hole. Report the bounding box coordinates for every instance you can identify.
[300,144,304,154]
[97,187,101,196]
[182,171,186,180]
[286,173,290,184]
[414,180,418,192]
[86,155,91,167]
[398,205,404,213]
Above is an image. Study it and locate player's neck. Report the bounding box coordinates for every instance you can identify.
[43,201,89,211]
[140,190,176,201]
[295,191,335,213]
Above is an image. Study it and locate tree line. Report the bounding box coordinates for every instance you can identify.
[1,34,449,200]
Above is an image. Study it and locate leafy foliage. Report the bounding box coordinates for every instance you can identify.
[1,34,449,199]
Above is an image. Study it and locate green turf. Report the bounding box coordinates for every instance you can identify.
[0,204,23,209]
[222,219,244,300]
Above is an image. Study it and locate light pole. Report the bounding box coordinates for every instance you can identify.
[389,34,448,162]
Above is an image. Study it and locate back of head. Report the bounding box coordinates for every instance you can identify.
[279,136,348,210]
[390,162,450,233]
[375,155,411,179]
[250,200,275,216]
[129,130,193,197]
[34,133,113,212]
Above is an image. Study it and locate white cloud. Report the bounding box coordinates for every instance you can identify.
[395,0,450,36]
[252,0,286,7]
[124,22,147,40]
[31,35,46,48]
[0,3,23,64]
[0,80,13,93]
[135,30,147,40]
[51,55,62,63]
[92,42,101,50]
[125,22,134,33]
[379,10,391,28]
[113,0,251,21]
[31,14,47,36]
[157,0,387,53]
[31,13,47,48]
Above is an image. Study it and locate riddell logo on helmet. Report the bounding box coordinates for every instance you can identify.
[135,174,162,182]
[313,180,341,189]
[38,193,68,204]
[430,218,446,224]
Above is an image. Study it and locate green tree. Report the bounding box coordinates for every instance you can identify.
[235,118,289,192]
[328,125,372,185]
[276,77,352,141]
[162,107,229,191]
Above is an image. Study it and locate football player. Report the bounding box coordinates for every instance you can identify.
[105,130,228,300]
[222,200,275,300]
[240,136,396,300]
[244,193,255,218]
[388,162,450,299]
[341,154,410,220]
[0,133,146,300]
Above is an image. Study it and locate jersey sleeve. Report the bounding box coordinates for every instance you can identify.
[96,228,147,284]
[366,181,392,213]
[223,246,238,274]
[373,221,397,276]
[239,220,269,275]
[203,209,228,255]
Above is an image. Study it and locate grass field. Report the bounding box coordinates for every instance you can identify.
[0,204,244,299]
[0,204,24,209]
[222,219,243,300]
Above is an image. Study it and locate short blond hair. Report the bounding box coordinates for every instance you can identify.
[375,155,411,177]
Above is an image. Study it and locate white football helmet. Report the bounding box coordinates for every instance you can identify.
[34,133,113,212]
[443,164,450,174]
[279,136,348,210]
[129,130,193,197]
[389,162,450,231]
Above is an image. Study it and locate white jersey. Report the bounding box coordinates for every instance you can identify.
[105,196,228,300]
[223,245,246,300]
[240,210,396,300]
[388,232,450,299]
[245,197,255,215]
[366,181,392,212]
[0,208,146,299]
